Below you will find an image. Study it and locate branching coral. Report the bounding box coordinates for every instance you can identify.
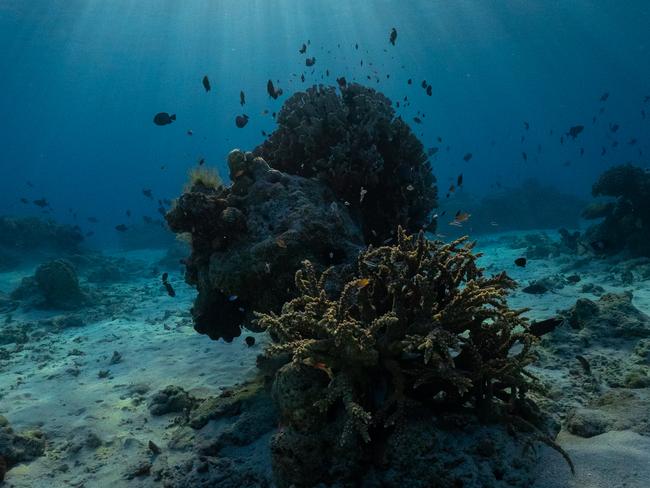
[255,84,438,243]
[256,229,565,484]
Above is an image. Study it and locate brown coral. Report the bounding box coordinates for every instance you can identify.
[256,229,553,485]
[255,84,438,244]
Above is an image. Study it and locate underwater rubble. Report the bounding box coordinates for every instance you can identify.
[0,416,45,482]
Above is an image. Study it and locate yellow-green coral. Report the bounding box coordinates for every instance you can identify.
[256,228,537,445]
[184,166,223,193]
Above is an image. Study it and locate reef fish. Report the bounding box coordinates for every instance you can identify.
[115,224,128,232]
[235,114,249,128]
[514,257,527,267]
[299,43,307,54]
[522,283,548,294]
[529,317,563,337]
[567,125,584,139]
[162,272,176,297]
[240,90,245,106]
[142,189,153,199]
[267,79,282,99]
[33,198,49,208]
[153,112,176,126]
[202,75,211,92]
[305,57,316,67]
[463,153,473,162]
[389,27,397,46]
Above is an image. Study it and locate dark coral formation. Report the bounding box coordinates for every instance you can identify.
[0,416,46,480]
[255,83,438,243]
[0,216,84,271]
[581,164,650,256]
[10,259,86,310]
[255,229,560,486]
[167,149,364,341]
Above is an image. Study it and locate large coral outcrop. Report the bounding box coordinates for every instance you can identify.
[581,164,650,256]
[166,150,364,341]
[10,259,87,310]
[256,229,564,486]
[255,83,438,243]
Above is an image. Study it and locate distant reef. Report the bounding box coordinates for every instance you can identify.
[438,178,586,237]
[0,216,84,271]
[580,164,650,256]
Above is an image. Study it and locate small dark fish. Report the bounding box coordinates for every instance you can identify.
[202,75,211,92]
[300,73,305,83]
[522,151,528,161]
[187,129,193,136]
[567,125,584,139]
[560,135,564,145]
[240,90,245,106]
[629,138,638,145]
[428,147,439,156]
[514,257,527,267]
[463,153,472,162]
[33,198,49,208]
[245,336,255,347]
[87,216,98,223]
[522,283,548,294]
[161,272,176,297]
[336,77,347,89]
[644,95,650,103]
[580,147,584,156]
[153,112,176,126]
[599,92,609,102]
[115,224,128,232]
[610,123,619,132]
[198,157,205,166]
[426,85,432,96]
[26,181,34,187]
[267,79,280,99]
[523,121,530,130]
[142,189,153,199]
[299,43,307,54]
[457,173,463,186]
[126,209,131,217]
[235,114,249,128]
[601,147,607,156]
[389,27,397,46]
[421,80,427,89]
[19,197,28,204]
[305,57,316,67]
[576,355,591,374]
[407,78,412,85]
[413,116,422,124]
[529,317,563,337]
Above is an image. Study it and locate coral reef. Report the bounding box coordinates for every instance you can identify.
[10,259,87,310]
[0,416,46,478]
[166,149,364,341]
[255,83,438,243]
[0,216,84,271]
[581,164,650,256]
[256,229,563,486]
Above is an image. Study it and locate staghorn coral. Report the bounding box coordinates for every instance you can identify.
[581,164,650,256]
[255,83,437,243]
[256,228,567,486]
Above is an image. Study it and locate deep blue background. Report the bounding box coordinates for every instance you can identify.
[1,0,648,245]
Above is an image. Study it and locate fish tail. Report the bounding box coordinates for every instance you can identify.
[170,114,176,121]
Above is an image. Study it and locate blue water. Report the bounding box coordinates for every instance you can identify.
[1,0,649,246]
